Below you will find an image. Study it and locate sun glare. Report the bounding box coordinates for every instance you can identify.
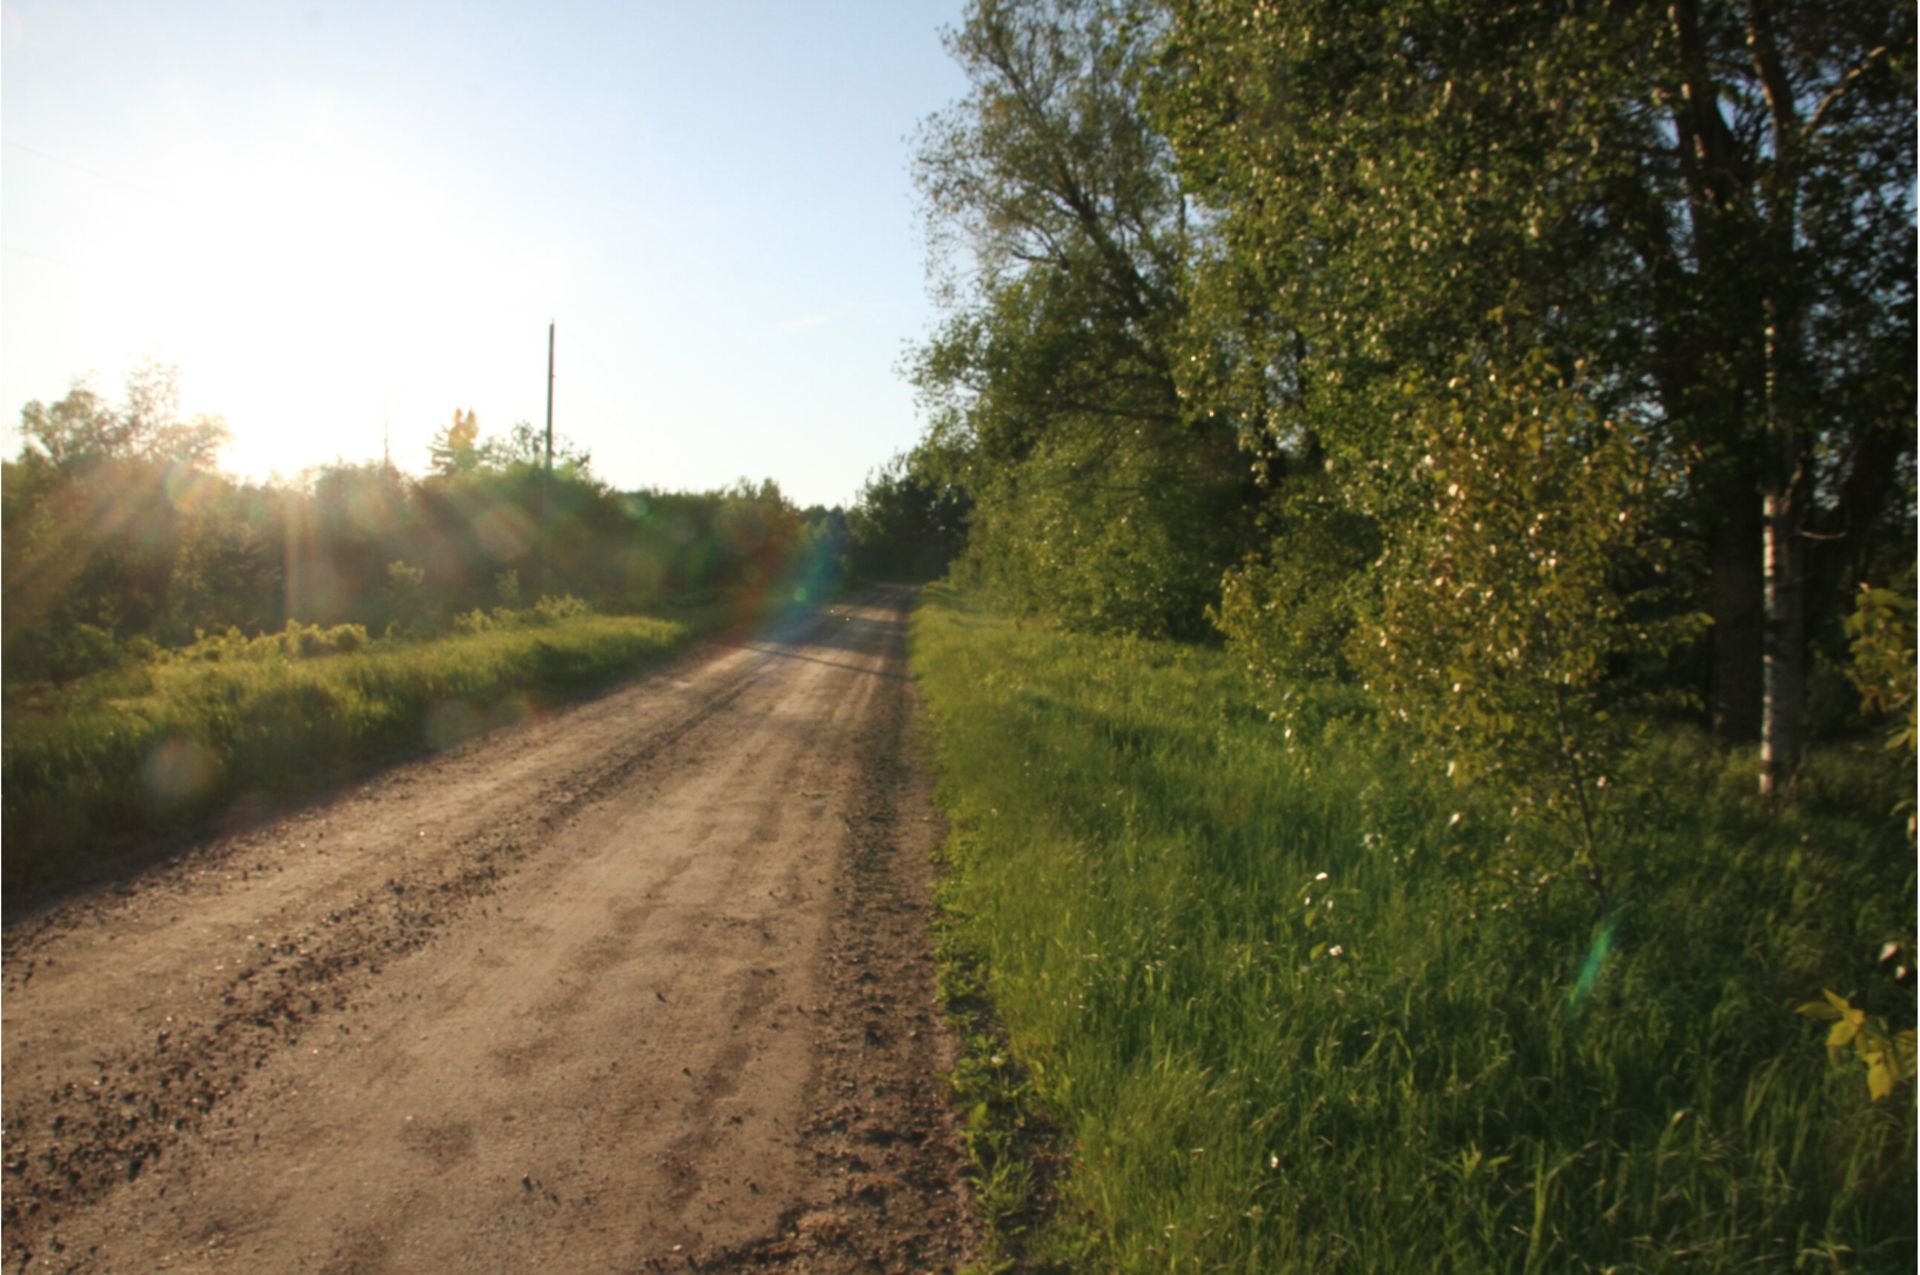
[125,109,568,482]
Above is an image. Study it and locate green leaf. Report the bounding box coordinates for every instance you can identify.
[1867,1057,1895,1102]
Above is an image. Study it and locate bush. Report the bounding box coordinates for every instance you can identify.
[533,593,590,624]
[1212,476,1379,715]
[172,621,371,662]
[3,608,700,891]
[279,620,370,658]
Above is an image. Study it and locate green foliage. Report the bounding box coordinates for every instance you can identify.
[382,559,432,636]
[17,361,229,470]
[953,424,1248,639]
[28,622,128,682]
[1212,473,1379,705]
[2,609,696,891]
[481,419,591,475]
[1151,0,1916,770]
[1799,990,1918,1105]
[2,368,845,894]
[450,593,593,636]
[846,451,970,581]
[905,0,1913,807]
[913,587,1915,1272]
[937,932,1061,1273]
[428,407,482,475]
[4,376,825,688]
[533,592,590,624]
[911,0,1260,639]
[1846,571,1917,758]
[277,619,370,658]
[494,568,523,611]
[1346,357,1705,900]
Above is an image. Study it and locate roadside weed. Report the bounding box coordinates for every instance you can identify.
[912,585,1915,1272]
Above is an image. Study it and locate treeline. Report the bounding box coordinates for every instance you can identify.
[3,369,857,686]
[910,0,1915,807]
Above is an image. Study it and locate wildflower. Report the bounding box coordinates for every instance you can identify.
[1328,945,1344,958]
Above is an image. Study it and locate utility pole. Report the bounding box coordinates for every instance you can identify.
[541,322,555,598]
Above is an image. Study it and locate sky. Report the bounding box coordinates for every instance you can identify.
[0,0,973,509]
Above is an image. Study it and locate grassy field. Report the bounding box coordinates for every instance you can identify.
[2,605,726,891]
[910,585,1915,1272]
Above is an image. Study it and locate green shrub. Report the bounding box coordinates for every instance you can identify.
[29,622,126,682]
[3,609,702,891]
[1212,475,1379,714]
[494,568,523,611]
[533,593,590,624]
[277,619,371,658]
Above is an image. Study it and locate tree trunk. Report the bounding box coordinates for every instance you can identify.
[1710,492,1764,740]
[1759,490,1806,796]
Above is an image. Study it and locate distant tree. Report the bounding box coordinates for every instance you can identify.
[17,363,228,470]
[299,462,414,624]
[482,420,592,476]
[428,408,482,475]
[848,452,971,581]
[162,479,284,638]
[4,366,233,676]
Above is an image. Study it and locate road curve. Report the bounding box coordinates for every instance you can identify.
[2,586,975,1273]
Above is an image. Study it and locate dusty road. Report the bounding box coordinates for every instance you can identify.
[1,586,976,1273]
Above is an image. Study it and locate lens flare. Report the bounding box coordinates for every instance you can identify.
[1566,919,1616,1012]
[141,735,217,810]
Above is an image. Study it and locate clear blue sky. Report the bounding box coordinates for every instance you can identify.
[1,0,972,508]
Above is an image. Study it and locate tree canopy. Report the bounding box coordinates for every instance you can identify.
[911,0,1914,804]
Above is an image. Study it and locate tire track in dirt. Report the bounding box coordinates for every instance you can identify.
[1,587,975,1273]
[2,636,778,1250]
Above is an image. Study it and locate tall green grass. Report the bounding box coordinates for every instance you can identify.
[911,585,1915,1272]
[3,609,707,891]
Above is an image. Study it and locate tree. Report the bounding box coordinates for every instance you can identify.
[847,451,971,581]
[912,0,1260,637]
[5,367,232,675]
[428,408,482,475]
[1154,0,1915,790]
[483,420,592,476]
[18,363,228,470]
[1346,355,1699,906]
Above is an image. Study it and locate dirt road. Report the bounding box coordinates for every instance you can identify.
[1,587,976,1273]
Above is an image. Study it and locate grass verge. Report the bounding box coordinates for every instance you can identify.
[3,606,730,893]
[911,584,1915,1272]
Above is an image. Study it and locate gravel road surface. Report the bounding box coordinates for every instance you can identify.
[2,586,975,1272]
